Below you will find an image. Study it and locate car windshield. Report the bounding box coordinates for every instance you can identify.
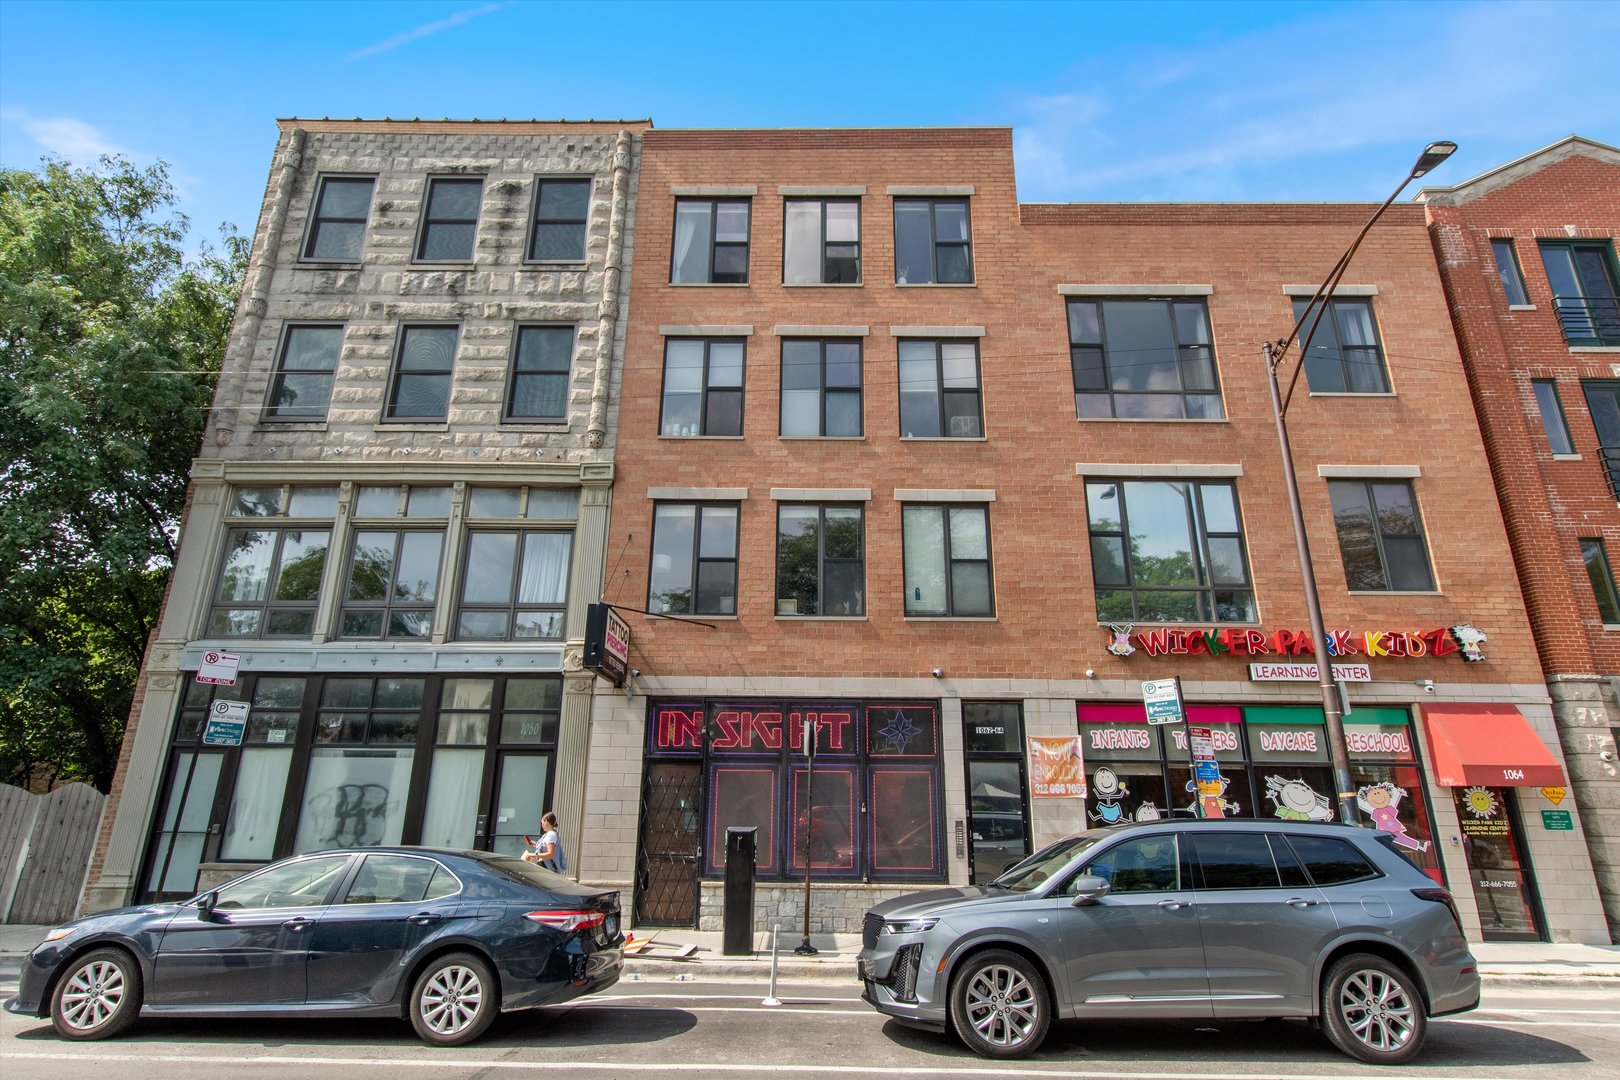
[483,855,572,889]
[991,833,1107,892]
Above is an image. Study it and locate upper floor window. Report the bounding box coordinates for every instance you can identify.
[903,504,994,617]
[894,198,971,284]
[529,179,591,262]
[415,177,483,262]
[302,177,374,261]
[1086,480,1255,623]
[1328,480,1434,592]
[661,338,744,436]
[507,326,574,422]
[1581,538,1620,625]
[672,199,749,284]
[784,199,860,284]
[207,486,338,639]
[455,486,577,641]
[265,325,342,422]
[1068,299,1222,419]
[386,326,459,421]
[777,504,864,616]
[1491,238,1530,305]
[1583,381,1620,498]
[899,340,981,438]
[1532,379,1576,455]
[1540,241,1620,345]
[1291,298,1389,393]
[649,503,739,615]
[340,530,443,640]
[781,339,861,437]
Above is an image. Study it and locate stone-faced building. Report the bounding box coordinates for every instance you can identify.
[1420,135,1620,941]
[82,119,648,913]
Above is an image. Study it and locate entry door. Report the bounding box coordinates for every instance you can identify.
[1454,787,1545,941]
[966,760,1029,884]
[635,761,702,926]
[489,752,553,856]
[143,750,227,900]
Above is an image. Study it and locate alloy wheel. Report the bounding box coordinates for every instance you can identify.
[962,962,1041,1048]
[58,959,128,1032]
[1337,967,1416,1053]
[418,963,486,1036]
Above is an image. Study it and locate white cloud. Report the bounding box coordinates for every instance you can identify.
[348,1,512,61]
[1,108,127,162]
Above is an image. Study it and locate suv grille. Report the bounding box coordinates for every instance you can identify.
[890,944,923,1002]
[862,912,883,951]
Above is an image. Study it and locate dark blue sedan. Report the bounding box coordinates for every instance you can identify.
[4,847,623,1046]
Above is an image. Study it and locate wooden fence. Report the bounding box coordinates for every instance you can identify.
[0,783,106,924]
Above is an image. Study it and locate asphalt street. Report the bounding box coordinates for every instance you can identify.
[3,972,1618,1079]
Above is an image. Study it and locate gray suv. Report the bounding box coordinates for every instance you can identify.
[857,819,1478,1064]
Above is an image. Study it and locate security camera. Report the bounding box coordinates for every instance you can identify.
[629,668,640,678]
[1084,669,1096,679]
[931,668,943,678]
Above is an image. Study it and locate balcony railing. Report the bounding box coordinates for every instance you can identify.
[1552,295,1620,346]
[1600,445,1620,502]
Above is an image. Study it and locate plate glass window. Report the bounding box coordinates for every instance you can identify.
[1539,241,1620,345]
[1291,298,1390,393]
[507,326,573,421]
[1068,299,1222,419]
[1491,239,1530,305]
[1581,538,1620,625]
[903,504,994,616]
[415,177,483,262]
[386,326,458,420]
[340,528,444,639]
[784,199,860,284]
[303,177,374,261]
[265,325,343,421]
[295,678,422,852]
[893,198,971,284]
[898,340,981,437]
[661,338,743,436]
[650,503,739,615]
[207,486,336,638]
[781,339,861,436]
[671,199,750,284]
[776,504,864,616]
[529,179,590,262]
[1086,479,1256,623]
[1328,480,1434,591]
[457,529,573,640]
[1532,379,1575,455]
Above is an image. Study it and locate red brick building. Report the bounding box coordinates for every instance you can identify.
[1420,135,1620,941]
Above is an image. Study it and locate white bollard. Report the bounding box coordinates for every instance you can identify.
[762,922,781,1006]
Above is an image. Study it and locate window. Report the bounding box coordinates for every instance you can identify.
[898,340,981,437]
[1581,539,1620,625]
[1540,241,1620,345]
[1086,480,1256,623]
[784,199,859,284]
[340,854,459,904]
[215,855,351,909]
[385,325,459,420]
[893,198,971,284]
[649,503,739,615]
[1291,298,1390,393]
[302,177,373,262]
[295,678,422,851]
[903,504,994,616]
[340,529,443,639]
[1329,480,1435,591]
[1068,298,1222,419]
[219,677,303,861]
[265,325,343,421]
[415,177,483,262]
[207,486,337,638]
[1532,379,1576,454]
[781,339,861,436]
[671,199,749,284]
[776,504,864,616]
[660,338,744,436]
[1083,834,1181,893]
[506,326,574,421]
[1583,381,1620,497]
[1189,832,1286,889]
[1281,834,1380,886]
[963,702,1029,885]
[457,530,572,640]
[1491,238,1529,305]
[528,179,591,262]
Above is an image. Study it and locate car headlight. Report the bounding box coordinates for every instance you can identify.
[881,917,939,935]
[42,927,76,943]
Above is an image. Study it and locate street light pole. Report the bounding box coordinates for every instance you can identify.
[1265,141,1456,827]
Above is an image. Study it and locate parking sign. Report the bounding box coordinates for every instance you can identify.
[1142,678,1185,725]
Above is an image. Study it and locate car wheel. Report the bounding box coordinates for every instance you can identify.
[948,949,1050,1059]
[410,951,499,1047]
[50,947,142,1040]
[1320,953,1427,1065]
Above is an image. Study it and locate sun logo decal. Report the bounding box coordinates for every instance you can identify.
[1461,786,1499,819]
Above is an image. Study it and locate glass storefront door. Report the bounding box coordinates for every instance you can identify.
[1454,786,1544,941]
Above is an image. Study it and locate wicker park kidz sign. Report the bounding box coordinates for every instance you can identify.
[1104,624,1489,663]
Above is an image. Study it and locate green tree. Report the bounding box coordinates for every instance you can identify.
[0,155,246,791]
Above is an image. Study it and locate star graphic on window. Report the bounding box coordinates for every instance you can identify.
[878,711,922,754]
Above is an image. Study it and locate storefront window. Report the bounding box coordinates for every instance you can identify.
[294,678,423,851]
[220,677,305,860]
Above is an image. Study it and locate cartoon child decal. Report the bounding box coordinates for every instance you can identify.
[1133,801,1162,822]
[1358,781,1430,851]
[1183,776,1240,818]
[1089,767,1130,825]
[1105,623,1136,658]
[1265,775,1334,822]
[1449,624,1488,662]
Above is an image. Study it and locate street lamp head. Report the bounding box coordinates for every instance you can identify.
[1410,141,1458,179]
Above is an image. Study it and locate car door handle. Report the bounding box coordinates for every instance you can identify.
[282,916,315,931]
[1284,898,1319,909]
[408,913,444,926]
[1157,899,1193,911]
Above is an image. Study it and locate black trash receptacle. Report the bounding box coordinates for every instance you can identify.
[722,826,757,956]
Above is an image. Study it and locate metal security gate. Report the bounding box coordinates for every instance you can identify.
[633,761,702,927]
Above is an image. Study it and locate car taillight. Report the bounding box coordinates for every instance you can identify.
[1411,887,1463,932]
[524,909,607,932]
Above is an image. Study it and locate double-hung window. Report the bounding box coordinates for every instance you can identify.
[302,177,374,261]
[781,339,861,436]
[894,198,971,284]
[339,485,451,640]
[649,503,739,615]
[528,178,591,262]
[1540,241,1620,345]
[1328,480,1435,591]
[1085,479,1256,622]
[1581,538,1620,625]
[784,199,860,283]
[506,325,574,422]
[661,338,744,436]
[903,504,994,617]
[898,340,981,438]
[415,177,483,262]
[207,485,337,638]
[1291,298,1390,393]
[1068,299,1222,419]
[265,325,343,421]
[386,325,459,421]
[777,504,864,616]
[1491,239,1530,305]
[456,486,577,641]
[671,199,750,284]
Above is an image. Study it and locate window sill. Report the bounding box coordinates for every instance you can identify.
[1569,346,1620,353]
[294,261,363,271]
[1551,453,1583,461]
[1306,391,1397,398]
[1074,416,1228,424]
[380,421,451,431]
[782,282,864,288]
[899,435,988,442]
[668,281,751,288]
[501,419,570,427]
[408,262,477,269]
[259,419,331,431]
[776,614,868,621]
[779,435,866,441]
[903,615,998,622]
[659,434,746,440]
[1097,620,1261,629]
[1507,304,1537,311]
[1603,624,1620,632]
[894,282,976,288]
[521,262,589,271]
[1345,589,1443,596]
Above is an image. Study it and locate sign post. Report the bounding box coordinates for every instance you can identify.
[795,718,818,956]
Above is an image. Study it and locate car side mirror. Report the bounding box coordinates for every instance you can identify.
[1069,875,1111,906]
[195,891,218,921]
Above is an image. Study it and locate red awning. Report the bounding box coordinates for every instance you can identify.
[1420,703,1567,787]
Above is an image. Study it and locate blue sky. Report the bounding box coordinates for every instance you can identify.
[3,0,1617,254]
